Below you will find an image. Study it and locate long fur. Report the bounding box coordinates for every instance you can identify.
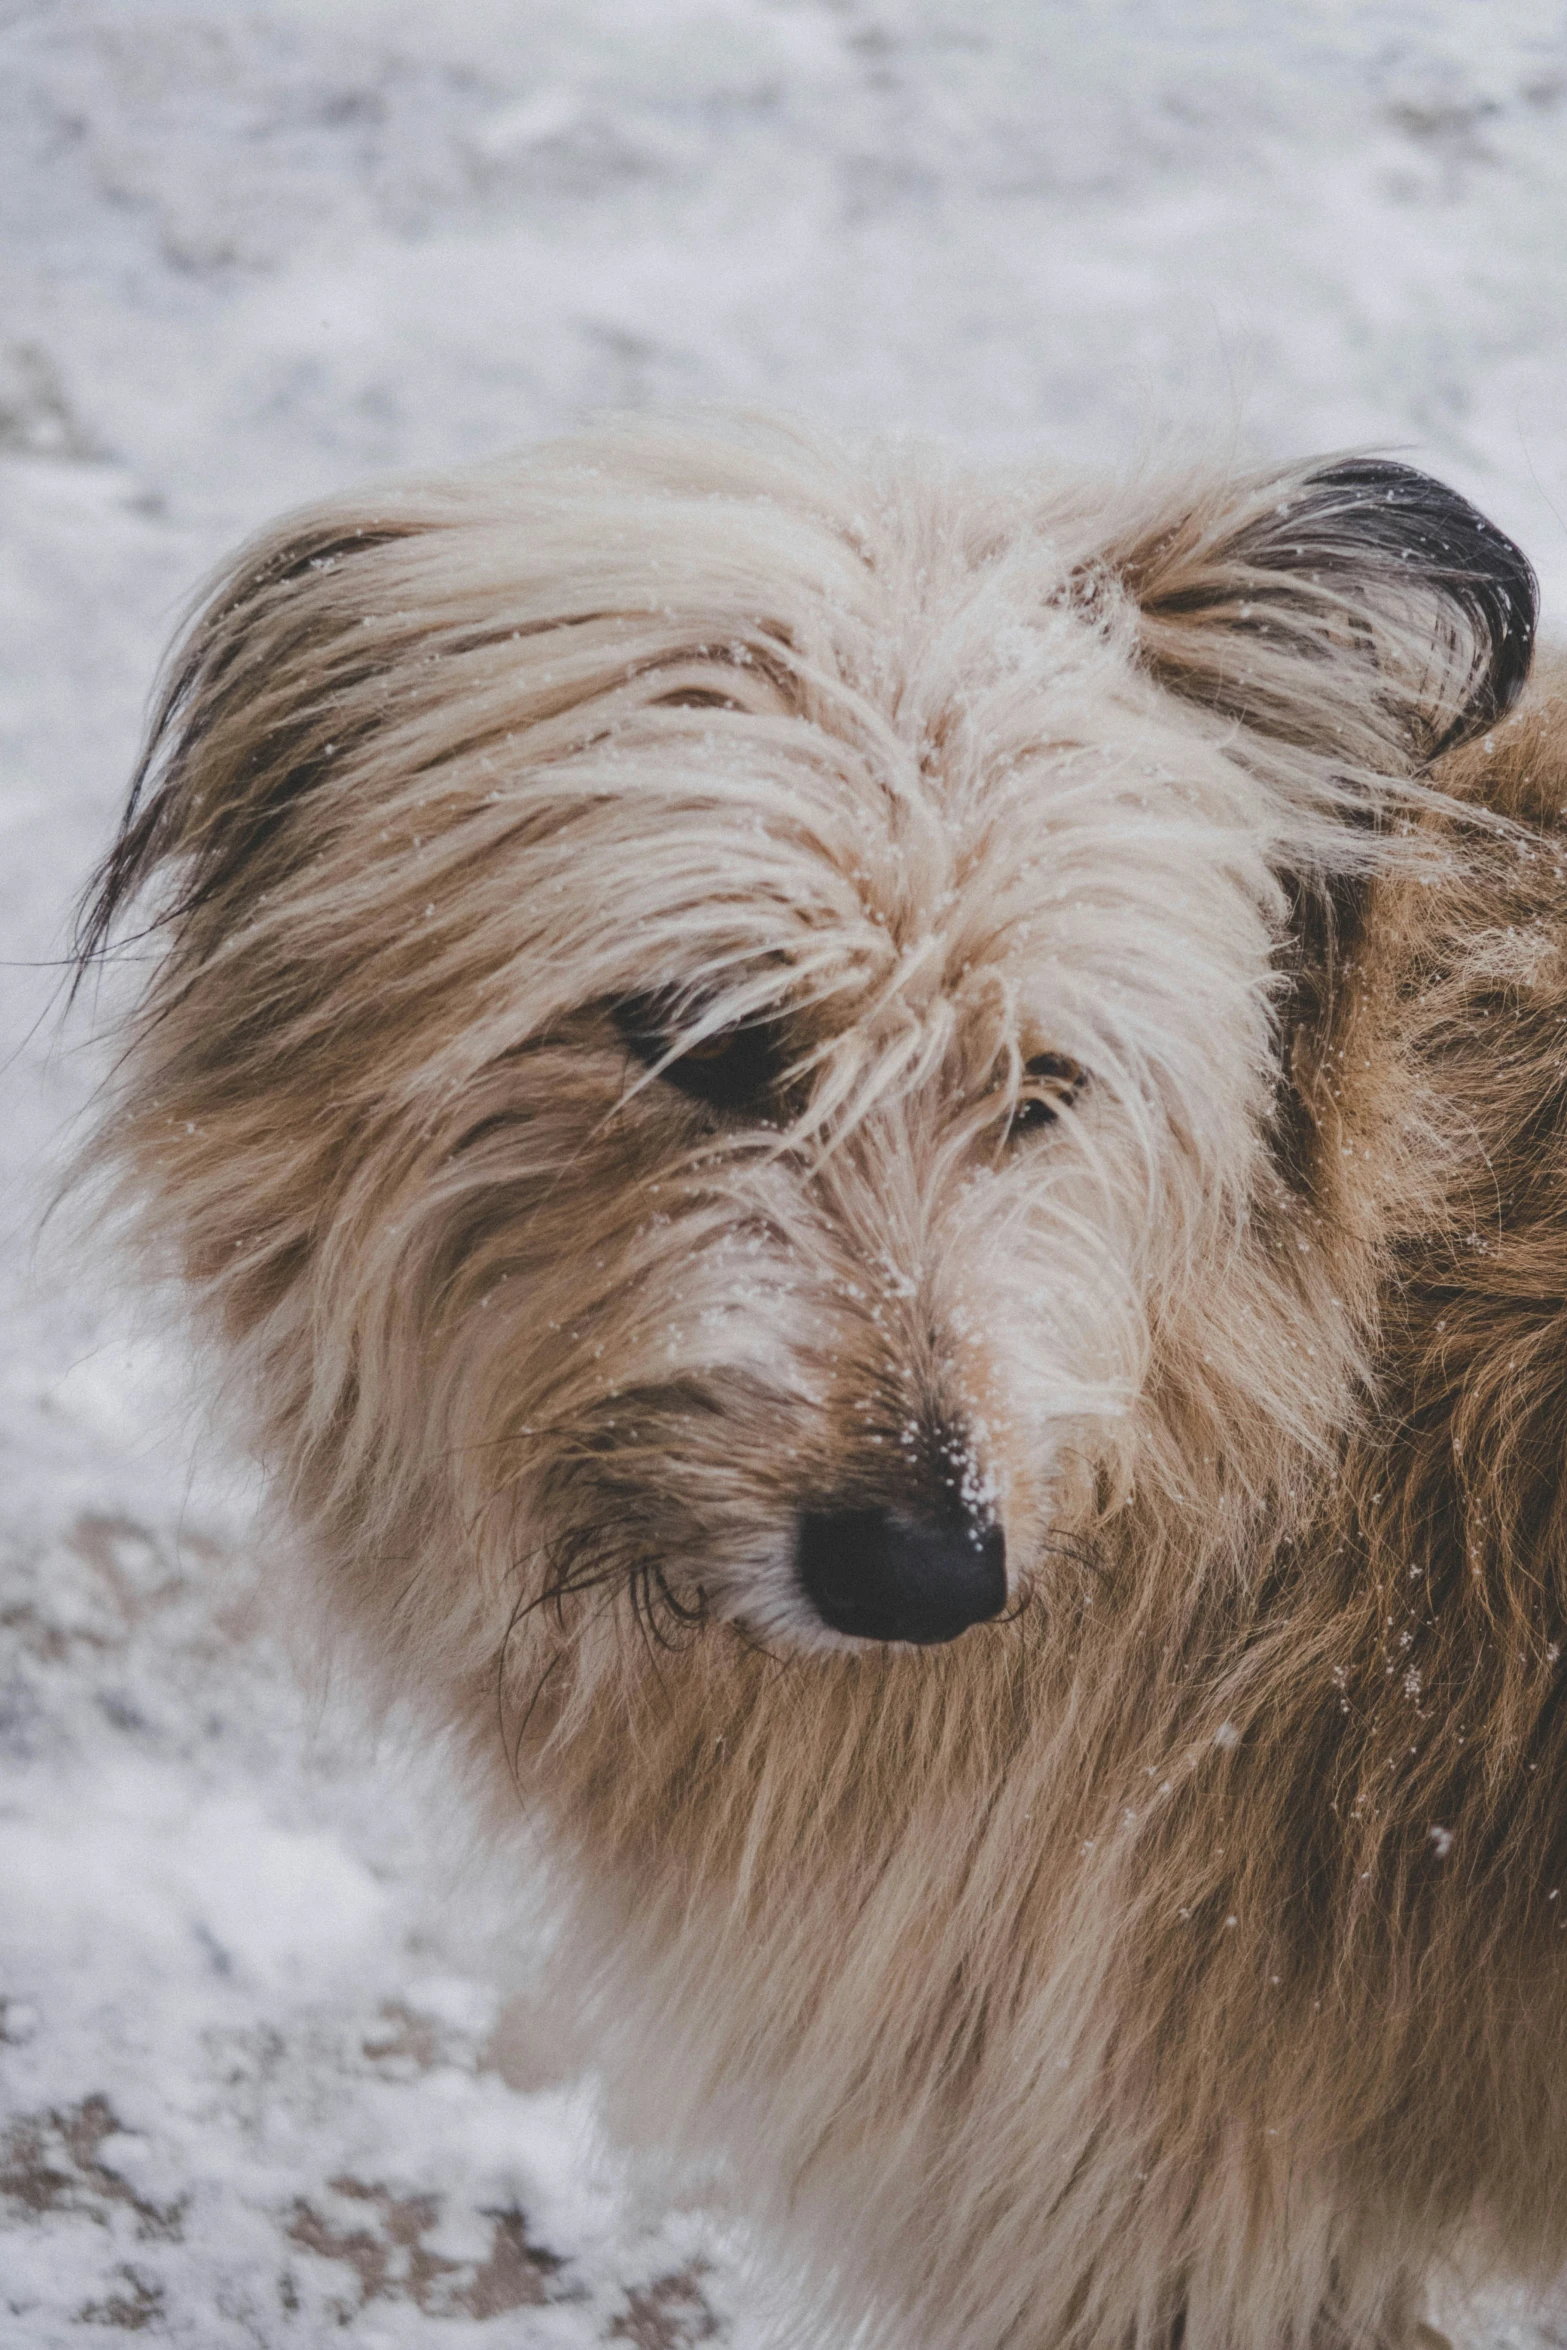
[75,413,1567,2350]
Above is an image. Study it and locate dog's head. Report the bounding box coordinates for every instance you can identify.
[77,419,1534,1693]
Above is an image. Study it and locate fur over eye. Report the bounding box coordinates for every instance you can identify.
[614,998,791,1115]
[1007,1053,1089,1138]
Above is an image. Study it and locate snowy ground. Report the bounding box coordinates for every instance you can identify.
[4,2,1567,2342]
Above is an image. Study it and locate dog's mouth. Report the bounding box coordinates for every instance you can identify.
[536,1382,1012,1652]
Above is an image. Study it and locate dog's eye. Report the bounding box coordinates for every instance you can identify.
[614,999,790,1115]
[1007,1053,1088,1139]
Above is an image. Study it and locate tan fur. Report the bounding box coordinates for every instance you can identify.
[75,415,1567,2350]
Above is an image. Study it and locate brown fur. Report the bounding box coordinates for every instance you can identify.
[74,416,1567,2350]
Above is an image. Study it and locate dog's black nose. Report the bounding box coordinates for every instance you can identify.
[795,1507,1007,1645]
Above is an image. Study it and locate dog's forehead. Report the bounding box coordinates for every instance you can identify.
[596,577,1263,1046]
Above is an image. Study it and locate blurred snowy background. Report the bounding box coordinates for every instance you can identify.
[4,1,1567,2341]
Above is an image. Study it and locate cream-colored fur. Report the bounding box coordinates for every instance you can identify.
[77,415,1567,2350]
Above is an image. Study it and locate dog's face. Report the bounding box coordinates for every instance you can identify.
[460,593,1280,1657]
[78,423,1533,1687]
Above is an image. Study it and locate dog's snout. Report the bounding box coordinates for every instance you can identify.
[795,1507,1007,1645]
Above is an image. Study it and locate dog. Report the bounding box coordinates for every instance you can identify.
[76,412,1567,2350]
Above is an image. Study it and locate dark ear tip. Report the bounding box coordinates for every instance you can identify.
[1298,457,1539,753]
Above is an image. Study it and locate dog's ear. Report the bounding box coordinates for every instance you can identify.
[1114,457,1537,774]
[1110,461,1537,1203]
[73,512,421,978]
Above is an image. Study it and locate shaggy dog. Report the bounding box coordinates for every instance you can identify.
[76,415,1566,2350]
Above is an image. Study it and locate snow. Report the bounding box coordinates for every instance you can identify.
[2,1,1566,2340]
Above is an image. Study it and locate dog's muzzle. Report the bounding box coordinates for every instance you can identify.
[794,1507,1007,1645]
